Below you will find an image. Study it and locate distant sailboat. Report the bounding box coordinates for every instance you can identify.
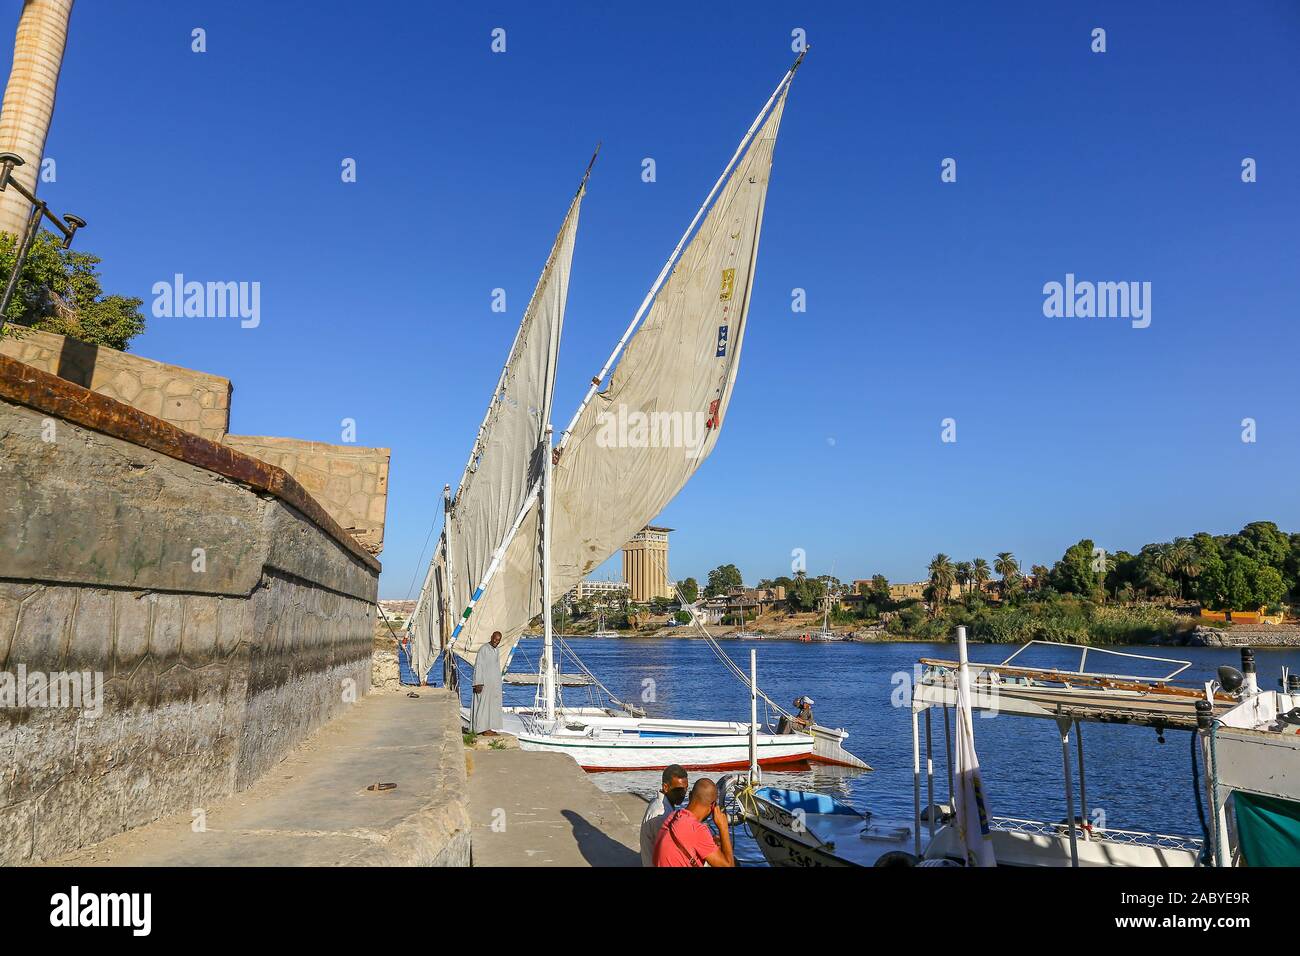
[593,609,617,639]
[811,578,840,641]
[732,600,760,640]
[408,51,866,771]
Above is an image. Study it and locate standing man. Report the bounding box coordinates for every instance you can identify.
[653,778,734,867]
[640,764,689,866]
[471,631,505,735]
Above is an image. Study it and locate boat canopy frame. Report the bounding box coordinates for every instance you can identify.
[910,632,1214,867]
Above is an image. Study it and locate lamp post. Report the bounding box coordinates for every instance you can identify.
[0,150,86,335]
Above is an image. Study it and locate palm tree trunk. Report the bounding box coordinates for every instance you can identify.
[0,0,75,238]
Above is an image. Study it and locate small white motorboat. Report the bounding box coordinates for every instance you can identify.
[732,783,922,867]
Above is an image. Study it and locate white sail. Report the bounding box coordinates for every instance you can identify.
[407,168,586,675]
[458,82,792,665]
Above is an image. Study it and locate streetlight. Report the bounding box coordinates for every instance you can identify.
[0,151,86,335]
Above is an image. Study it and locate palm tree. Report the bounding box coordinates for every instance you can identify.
[928,554,955,614]
[1030,564,1050,591]
[0,0,75,238]
[972,557,991,595]
[954,561,972,595]
[1144,543,1180,599]
[994,552,1020,596]
[1170,537,1198,600]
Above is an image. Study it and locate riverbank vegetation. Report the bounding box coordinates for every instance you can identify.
[882,521,1298,644]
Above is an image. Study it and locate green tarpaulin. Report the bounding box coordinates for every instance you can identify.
[1234,792,1300,866]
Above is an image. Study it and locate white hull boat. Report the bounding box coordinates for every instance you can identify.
[480,708,815,771]
[736,785,1200,867]
[735,785,921,867]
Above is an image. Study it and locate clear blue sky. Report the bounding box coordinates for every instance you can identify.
[20,0,1299,597]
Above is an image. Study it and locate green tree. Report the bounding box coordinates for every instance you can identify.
[678,577,699,603]
[994,552,1020,597]
[1135,543,1178,598]
[785,571,826,612]
[972,557,991,594]
[928,554,955,614]
[1105,550,1139,600]
[954,562,972,595]
[1228,521,1290,572]
[704,564,743,598]
[0,231,146,350]
[1254,565,1286,609]
[1049,539,1103,598]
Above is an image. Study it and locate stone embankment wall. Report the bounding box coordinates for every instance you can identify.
[1187,624,1300,648]
[0,330,391,551]
[223,436,389,555]
[0,328,232,440]
[0,353,382,865]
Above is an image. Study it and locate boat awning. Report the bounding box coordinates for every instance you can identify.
[914,657,1236,729]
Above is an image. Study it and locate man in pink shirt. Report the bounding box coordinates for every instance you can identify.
[652,778,735,867]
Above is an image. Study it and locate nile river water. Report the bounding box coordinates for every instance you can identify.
[504,636,1300,864]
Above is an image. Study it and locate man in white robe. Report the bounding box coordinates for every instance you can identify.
[471,630,504,735]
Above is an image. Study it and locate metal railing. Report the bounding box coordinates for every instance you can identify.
[997,640,1192,683]
[989,816,1203,853]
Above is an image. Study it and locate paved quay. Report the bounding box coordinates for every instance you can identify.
[46,684,647,868]
[466,748,643,866]
[48,689,471,866]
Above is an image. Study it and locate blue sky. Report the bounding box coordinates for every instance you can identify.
[20,1,1300,597]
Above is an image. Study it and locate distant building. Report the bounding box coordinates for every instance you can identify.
[568,579,630,607]
[889,580,963,602]
[699,586,786,625]
[623,525,675,602]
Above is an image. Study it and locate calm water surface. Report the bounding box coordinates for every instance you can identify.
[501,637,1300,864]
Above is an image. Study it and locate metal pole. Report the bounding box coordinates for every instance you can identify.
[925,708,935,838]
[542,425,555,723]
[955,626,974,739]
[1058,717,1079,867]
[911,703,922,855]
[946,702,956,806]
[749,649,759,785]
[0,202,43,331]
[1075,719,1088,838]
[0,152,85,337]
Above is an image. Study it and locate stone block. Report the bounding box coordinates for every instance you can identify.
[67,588,113,674]
[180,595,219,668]
[148,593,184,664]
[0,802,35,865]
[112,591,152,676]
[9,586,75,671]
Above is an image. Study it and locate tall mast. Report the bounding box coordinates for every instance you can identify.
[541,424,556,721]
[439,484,456,686]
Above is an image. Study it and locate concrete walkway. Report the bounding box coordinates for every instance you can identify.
[46,683,649,868]
[48,689,470,866]
[467,749,642,867]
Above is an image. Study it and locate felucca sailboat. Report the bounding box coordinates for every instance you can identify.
[408,51,866,772]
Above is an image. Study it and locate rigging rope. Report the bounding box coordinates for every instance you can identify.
[548,547,795,721]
